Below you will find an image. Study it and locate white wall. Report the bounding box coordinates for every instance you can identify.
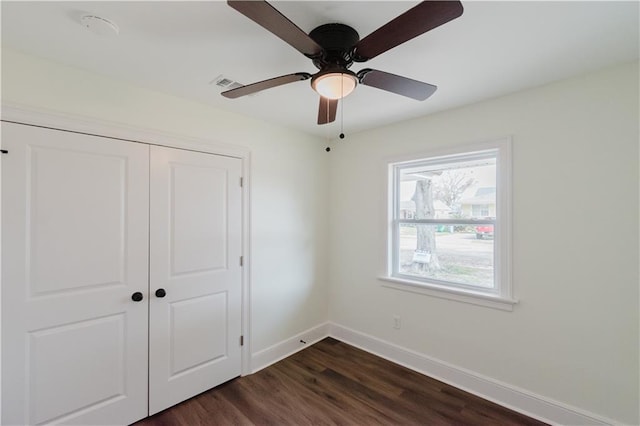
[1,48,330,357]
[328,61,639,424]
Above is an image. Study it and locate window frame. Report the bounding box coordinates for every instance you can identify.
[380,138,517,311]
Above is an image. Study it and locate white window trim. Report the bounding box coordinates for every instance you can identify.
[380,137,517,311]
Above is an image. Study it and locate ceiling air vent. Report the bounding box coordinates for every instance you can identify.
[211,75,243,91]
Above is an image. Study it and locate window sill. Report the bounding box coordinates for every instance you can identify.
[378,276,518,311]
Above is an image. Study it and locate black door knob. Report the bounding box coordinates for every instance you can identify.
[155,288,166,298]
[131,292,143,302]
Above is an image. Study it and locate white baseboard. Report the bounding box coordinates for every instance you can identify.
[249,321,618,425]
[328,322,616,426]
[250,322,330,373]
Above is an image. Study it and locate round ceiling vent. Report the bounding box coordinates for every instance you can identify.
[80,15,119,37]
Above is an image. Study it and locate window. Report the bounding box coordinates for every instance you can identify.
[382,139,516,310]
[472,204,490,217]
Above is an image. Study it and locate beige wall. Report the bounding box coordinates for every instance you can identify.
[327,61,639,424]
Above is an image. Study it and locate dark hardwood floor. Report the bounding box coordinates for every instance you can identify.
[135,338,546,426]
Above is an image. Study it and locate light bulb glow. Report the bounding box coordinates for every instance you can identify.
[312,72,357,99]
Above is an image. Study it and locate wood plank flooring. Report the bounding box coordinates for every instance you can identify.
[135,338,546,426]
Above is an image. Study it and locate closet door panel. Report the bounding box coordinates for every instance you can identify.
[1,122,150,425]
[171,164,228,274]
[149,145,242,415]
[28,145,126,294]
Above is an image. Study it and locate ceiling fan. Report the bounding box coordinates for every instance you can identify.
[221,1,464,125]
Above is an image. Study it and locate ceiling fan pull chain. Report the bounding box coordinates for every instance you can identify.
[340,75,345,139]
[325,97,332,152]
[340,76,344,138]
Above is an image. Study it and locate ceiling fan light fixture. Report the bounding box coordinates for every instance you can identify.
[311,71,357,100]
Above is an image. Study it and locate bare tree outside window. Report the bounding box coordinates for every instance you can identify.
[411,179,440,272]
[434,170,476,211]
[408,170,476,273]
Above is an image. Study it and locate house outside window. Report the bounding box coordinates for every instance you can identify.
[471,203,491,218]
[382,139,516,311]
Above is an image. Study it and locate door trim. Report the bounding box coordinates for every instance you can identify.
[0,102,253,377]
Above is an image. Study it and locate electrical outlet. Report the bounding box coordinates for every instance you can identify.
[393,315,401,329]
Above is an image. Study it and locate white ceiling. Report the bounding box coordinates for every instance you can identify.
[2,1,639,138]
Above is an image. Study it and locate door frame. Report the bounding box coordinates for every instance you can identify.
[0,103,254,382]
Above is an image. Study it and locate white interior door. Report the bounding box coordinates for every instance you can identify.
[148,145,242,415]
[1,122,150,425]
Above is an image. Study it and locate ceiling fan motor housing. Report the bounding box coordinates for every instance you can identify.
[309,23,360,70]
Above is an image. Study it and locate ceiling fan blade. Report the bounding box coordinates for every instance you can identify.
[222,73,311,99]
[228,1,323,57]
[357,69,437,101]
[353,1,463,62]
[318,97,338,125]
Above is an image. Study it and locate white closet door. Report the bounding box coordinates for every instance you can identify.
[148,145,242,414]
[1,122,150,425]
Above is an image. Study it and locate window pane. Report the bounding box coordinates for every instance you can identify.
[398,162,496,221]
[397,223,494,288]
